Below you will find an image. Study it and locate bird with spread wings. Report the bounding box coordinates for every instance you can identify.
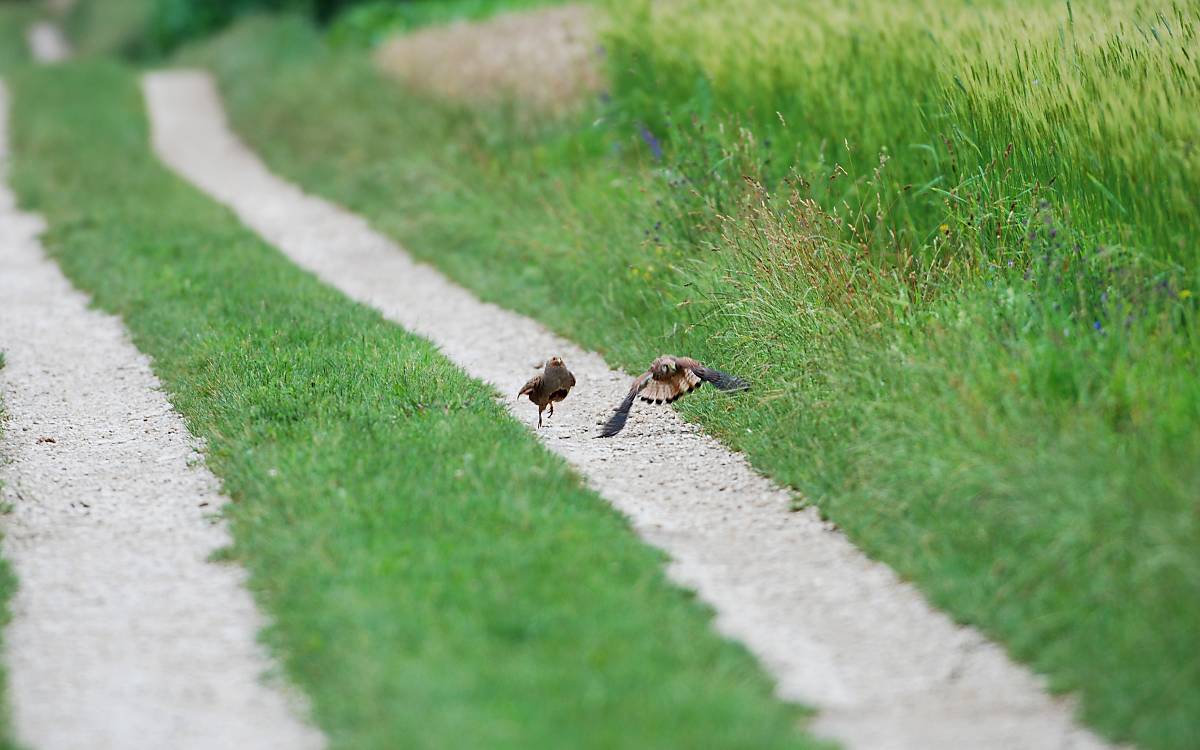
[598,355,749,437]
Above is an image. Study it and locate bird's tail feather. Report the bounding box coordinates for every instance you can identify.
[597,387,640,438]
[598,409,630,438]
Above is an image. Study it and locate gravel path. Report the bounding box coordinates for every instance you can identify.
[0,82,324,750]
[144,70,1115,750]
[25,21,70,64]
[375,4,601,115]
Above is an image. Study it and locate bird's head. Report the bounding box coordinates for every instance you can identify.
[654,356,677,376]
[547,356,565,368]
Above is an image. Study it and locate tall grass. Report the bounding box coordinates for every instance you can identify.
[605,0,1200,271]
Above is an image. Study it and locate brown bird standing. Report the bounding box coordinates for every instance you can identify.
[598,355,748,437]
[518,356,576,428]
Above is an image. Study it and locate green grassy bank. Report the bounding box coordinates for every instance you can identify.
[0,5,33,71]
[5,62,822,750]
[172,9,1200,749]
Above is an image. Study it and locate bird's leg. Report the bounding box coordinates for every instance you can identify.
[548,403,555,419]
[537,405,544,428]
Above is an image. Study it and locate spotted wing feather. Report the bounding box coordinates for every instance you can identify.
[679,358,749,392]
[639,369,702,404]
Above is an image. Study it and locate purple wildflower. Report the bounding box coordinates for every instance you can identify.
[639,124,663,161]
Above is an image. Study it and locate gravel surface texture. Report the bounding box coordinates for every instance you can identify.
[25,21,70,64]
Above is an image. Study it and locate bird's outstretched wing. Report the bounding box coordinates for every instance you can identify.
[518,373,543,397]
[678,357,750,392]
[597,372,651,437]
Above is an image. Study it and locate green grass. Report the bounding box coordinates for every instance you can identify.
[175,12,1200,750]
[0,4,34,70]
[5,61,824,750]
[604,0,1200,271]
[63,0,155,58]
